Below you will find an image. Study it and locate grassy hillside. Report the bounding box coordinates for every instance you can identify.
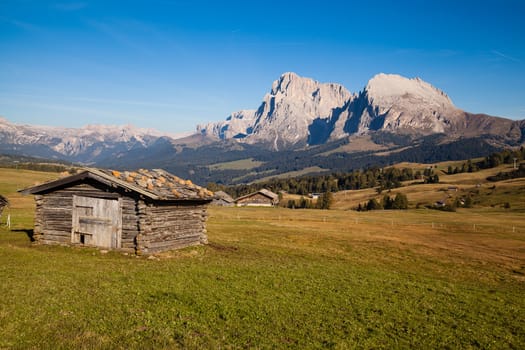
[208,158,265,171]
[0,168,524,348]
[331,161,525,211]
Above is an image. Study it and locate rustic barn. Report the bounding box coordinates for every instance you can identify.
[0,194,8,217]
[211,191,235,207]
[235,189,279,207]
[20,168,214,254]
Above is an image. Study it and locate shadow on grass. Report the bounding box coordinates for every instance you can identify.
[10,229,35,242]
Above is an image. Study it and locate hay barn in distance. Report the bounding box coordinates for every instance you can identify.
[235,189,279,207]
[20,168,213,254]
[211,190,235,207]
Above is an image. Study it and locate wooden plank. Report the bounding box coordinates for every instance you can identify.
[72,195,122,249]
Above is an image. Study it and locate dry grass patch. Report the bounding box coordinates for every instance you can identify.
[209,207,525,280]
[319,135,388,156]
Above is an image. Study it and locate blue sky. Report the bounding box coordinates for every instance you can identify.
[1,0,524,134]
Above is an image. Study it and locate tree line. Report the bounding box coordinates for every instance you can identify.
[285,192,333,210]
[208,166,426,199]
[207,146,523,207]
[447,147,525,175]
[355,193,409,211]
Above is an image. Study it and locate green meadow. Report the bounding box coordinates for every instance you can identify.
[0,168,524,348]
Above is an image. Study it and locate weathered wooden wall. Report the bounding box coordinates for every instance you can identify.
[33,181,209,254]
[33,182,140,252]
[137,201,208,254]
[34,190,73,245]
[121,196,140,251]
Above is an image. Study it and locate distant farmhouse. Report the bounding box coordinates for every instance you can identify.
[20,168,213,254]
[212,191,235,207]
[235,189,279,207]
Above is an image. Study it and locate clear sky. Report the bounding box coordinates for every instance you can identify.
[1,0,524,134]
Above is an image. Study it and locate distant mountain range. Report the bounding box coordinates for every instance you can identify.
[0,117,172,164]
[1,73,524,185]
[198,72,524,150]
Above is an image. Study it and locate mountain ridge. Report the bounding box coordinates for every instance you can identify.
[1,72,524,185]
[0,117,177,163]
[198,72,523,149]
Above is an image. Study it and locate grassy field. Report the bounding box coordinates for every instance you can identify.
[233,166,329,184]
[208,158,266,171]
[253,166,329,183]
[1,168,524,348]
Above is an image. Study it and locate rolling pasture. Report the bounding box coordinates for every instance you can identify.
[0,168,524,348]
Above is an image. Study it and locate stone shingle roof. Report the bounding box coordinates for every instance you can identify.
[99,168,214,200]
[20,168,214,201]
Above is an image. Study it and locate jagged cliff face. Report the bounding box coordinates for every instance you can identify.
[359,73,462,133]
[198,72,522,150]
[200,110,257,140]
[198,72,354,150]
[249,72,353,149]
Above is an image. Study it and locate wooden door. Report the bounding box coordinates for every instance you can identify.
[72,195,122,249]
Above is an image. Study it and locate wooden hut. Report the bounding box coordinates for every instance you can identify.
[20,168,214,254]
[0,194,8,217]
[235,189,279,207]
[211,191,235,207]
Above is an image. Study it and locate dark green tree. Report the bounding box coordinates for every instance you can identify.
[317,192,333,210]
[366,198,382,211]
[464,195,473,208]
[383,194,393,209]
[392,193,408,209]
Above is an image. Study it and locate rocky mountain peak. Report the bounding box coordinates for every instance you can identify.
[271,72,300,94]
[200,71,522,150]
[199,72,354,150]
[366,73,453,107]
[359,73,460,134]
[0,118,171,160]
